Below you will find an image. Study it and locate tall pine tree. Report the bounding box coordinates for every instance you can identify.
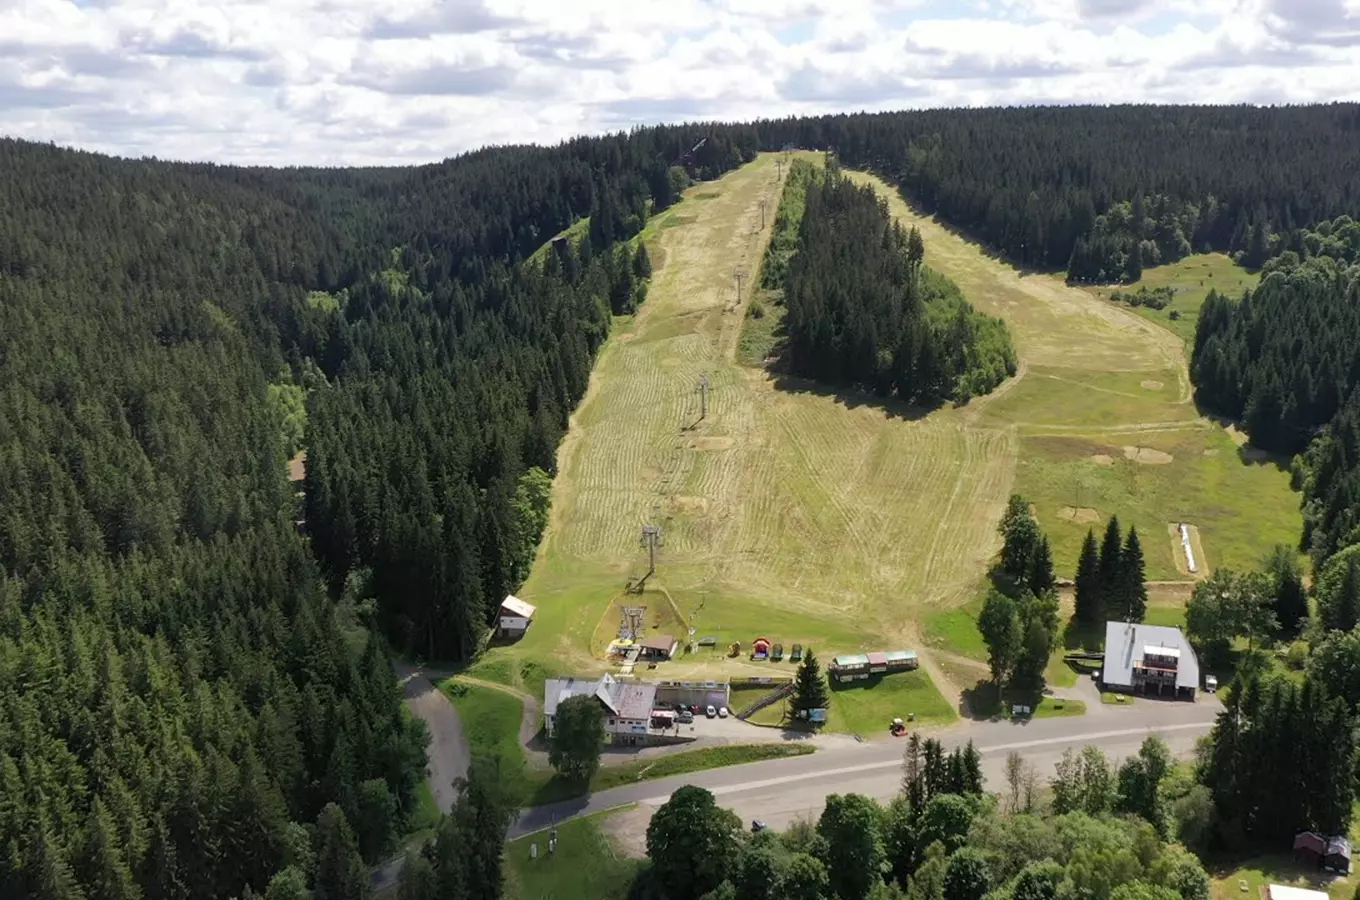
[1074,529,1102,624]
[1119,527,1148,623]
[1028,536,1055,598]
[1098,516,1124,618]
[792,648,830,721]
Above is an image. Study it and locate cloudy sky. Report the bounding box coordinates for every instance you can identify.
[2,0,1358,166]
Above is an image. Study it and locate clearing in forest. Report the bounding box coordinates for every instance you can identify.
[496,154,1007,707]
[480,157,1298,707]
[845,171,1300,610]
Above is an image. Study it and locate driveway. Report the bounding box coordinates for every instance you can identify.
[394,662,468,814]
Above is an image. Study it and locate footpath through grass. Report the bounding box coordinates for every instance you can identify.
[505,808,645,900]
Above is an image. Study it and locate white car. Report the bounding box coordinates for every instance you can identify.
[705,704,717,718]
[718,706,729,719]
[1204,675,1218,694]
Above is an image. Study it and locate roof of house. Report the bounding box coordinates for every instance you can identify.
[1102,621,1200,691]
[1267,886,1330,900]
[615,682,659,719]
[884,650,918,662]
[544,674,619,718]
[500,595,537,618]
[1145,645,1180,659]
[1327,837,1352,860]
[639,634,676,652]
[833,654,870,667]
[1295,832,1327,853]
[867,651,888,665]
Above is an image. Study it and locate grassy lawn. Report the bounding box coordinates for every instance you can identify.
[727,683,790,718]
[924,596,987,661]
[528,743,815,806]
[1016,427,1300,582]
[1144,603,1188,629]
[505,808,646,900]
[964,682,1086,720]
[1210,853,1354,900]
[1086,253,1259,347]
[478,160,1300,706]
[826,670,957,734]
[738,296,785,366]
[1045,647,1080,688]
[443,680,526,773]
[407,780,441,837]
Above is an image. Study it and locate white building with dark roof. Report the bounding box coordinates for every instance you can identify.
[1102,621,1200,700]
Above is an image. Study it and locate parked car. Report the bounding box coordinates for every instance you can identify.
[718,706,729,719]
[1204,675,1218,694]
[678,710,694,724]
[705,705,717,718]
[751,820,768,833]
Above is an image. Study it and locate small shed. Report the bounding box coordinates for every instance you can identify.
[1326,836,1352,874]
[830,653,871,682]
[884,650,919,672]
[497,595,537,639]
[638,634,678,661]
[1294,832,1326,868]
[751,637,771,660]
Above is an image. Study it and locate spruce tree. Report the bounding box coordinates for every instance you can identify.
[1098,516,1124,617]
[1075,529,1102,624]
[1337,562,1360,633]
[792,648,830,722]
[1120,527,1148,622]
[1266,545,1307,638]
[313,804,370,900]
[1027,535,1055,598]
[634,243,652,280]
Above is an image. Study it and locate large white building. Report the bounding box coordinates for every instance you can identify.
[543,674,661,746]
[1101,621,1200,700]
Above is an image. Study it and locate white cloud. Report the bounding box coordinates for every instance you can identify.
[0,0,1356,165]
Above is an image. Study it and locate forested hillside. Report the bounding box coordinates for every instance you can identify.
[771,162,1015,404]
[1187,215,1360,569]
[0,125,757,899]
[751,105,1360,279]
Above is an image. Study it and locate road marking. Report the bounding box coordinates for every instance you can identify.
[637,721,1212,804]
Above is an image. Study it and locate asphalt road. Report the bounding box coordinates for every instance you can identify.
[394,662,468,814]
[510,697,1220,838]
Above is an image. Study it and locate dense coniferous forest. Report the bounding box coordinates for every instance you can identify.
[773,163,1015,405]
[8,103,1360,897]
[748,105,1360,279]
[1187,216,1360,567]
[0,124,757,899]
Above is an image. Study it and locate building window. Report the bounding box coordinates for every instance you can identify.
[609,719,615,726]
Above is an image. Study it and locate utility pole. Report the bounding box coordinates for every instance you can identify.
[759,198,767,230]
[641,524,662,582]
[696,374,710,422]
[734,268,747,306]
[776,159,783,182]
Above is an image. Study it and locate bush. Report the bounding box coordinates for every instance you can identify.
[1286,640,1309,670]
